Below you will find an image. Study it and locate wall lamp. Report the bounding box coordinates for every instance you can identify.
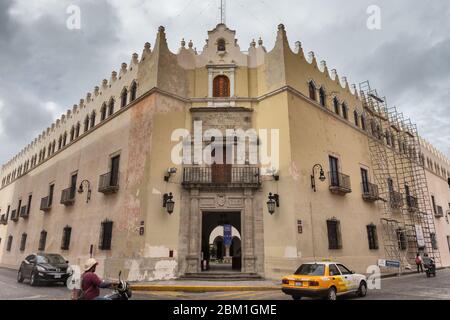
[164,168,178,182]
[311,164,326,192]
[163,193,175,214]
[78,180,92,203]
[267,193,280,215]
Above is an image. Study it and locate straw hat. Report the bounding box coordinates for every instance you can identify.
[84,258,98,272]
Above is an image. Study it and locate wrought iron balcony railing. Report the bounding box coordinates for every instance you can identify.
[60,187,76,206]
[40,196,52,212]
[98,172,120,194]
[435,206,444,218]
[10,209,19,222]
[406,195,419,212]
[19,205,29,218]
[182,166,260,188]
[328,171,352,195]
[389,191,403,209]
[361,182,379,202]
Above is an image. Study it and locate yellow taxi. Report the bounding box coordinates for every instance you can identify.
[281,262,368,300]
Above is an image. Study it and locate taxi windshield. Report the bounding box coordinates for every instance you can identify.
[294,264,325,276]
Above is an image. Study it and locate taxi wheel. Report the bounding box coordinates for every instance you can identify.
[326,287,337,301]
[292,296,302,301]
[357,281,367,297]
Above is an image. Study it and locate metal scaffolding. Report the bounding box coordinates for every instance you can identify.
[359,81,441,270]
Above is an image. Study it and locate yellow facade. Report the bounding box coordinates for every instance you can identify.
[0,24,449,281]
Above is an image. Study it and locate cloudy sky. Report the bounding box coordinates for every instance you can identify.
[0,0,449,164]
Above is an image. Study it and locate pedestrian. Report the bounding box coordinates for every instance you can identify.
[415,253,424,273]
[78,258,116,300]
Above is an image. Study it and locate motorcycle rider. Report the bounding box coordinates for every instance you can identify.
[80,258,116,300]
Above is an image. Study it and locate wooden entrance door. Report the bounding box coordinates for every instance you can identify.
[212,145,232,184]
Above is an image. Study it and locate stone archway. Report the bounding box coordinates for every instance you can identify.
[181,189,264,276]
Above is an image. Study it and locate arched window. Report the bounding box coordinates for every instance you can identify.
[217,38,226,51]
[100,103,107,121]
[342,103,348,120]
[84,116,89,132]
[319,87,326,107]
[70,126,75,141]
[354,111,359,127]
[90,111,96,129]
[75,123,80,138]
[58,136,63,150]
[121,89,128,108]
[361,115,366,131]
[62,132,67,147]
[108,99,115,117]
[130,81,137,102]
[333,97,340,115]
[213,75,230,98]
[309,81,316,101]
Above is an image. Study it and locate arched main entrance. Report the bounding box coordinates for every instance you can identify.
[201,212,242,272]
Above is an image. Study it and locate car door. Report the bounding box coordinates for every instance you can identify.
[23,255,35,278]
[328,264,346,293]
[337,264,356,291]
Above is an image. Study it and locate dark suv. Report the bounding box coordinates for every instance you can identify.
[17,253,70,286]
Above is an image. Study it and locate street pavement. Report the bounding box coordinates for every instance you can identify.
[1,267,449,300]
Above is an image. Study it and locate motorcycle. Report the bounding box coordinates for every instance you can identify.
[423,258,436,278]
[103,271,133,300]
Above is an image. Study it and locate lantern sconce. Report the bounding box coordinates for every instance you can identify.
[267,193,280,215]
[311,164,326,192]
[164,168,177,182]
[163,193,175,214]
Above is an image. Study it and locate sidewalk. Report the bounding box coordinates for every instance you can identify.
[130,280,281,293]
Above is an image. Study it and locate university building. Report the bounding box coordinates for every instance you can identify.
[0,24,449,281]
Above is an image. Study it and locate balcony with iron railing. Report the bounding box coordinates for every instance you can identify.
[19,205,29,219]
[60,187,76,206]
[328,172,352,195]
[40,196,52,212]
[10,209,19,222]
[182,166,260,189]
[406,195,419,212]
[361,182,379,202]
[98,172,120,194]
[435,206,444,218]
[389,191,404,209]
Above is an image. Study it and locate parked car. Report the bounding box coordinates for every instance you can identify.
[17,253,70,286]
[281,261,368,300]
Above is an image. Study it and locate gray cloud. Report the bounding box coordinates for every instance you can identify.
[0,0,449,164]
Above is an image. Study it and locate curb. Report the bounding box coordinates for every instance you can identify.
[130,285,281,293]
[380,267,448,279]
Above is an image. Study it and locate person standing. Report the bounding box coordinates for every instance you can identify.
[415,253,424,273]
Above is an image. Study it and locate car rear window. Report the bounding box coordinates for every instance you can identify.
[294,264,325,276]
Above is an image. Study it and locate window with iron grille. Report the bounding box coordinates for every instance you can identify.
[396,229,407,250]
[367,224,379,250]
[27,194,32,215]
[38,230,47,251]
[61,226,72,251]
[327,219,342,250]
[99,220,113,250]
[20,233,27,252]
[430,233,438,250]
[6,235,13,252]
